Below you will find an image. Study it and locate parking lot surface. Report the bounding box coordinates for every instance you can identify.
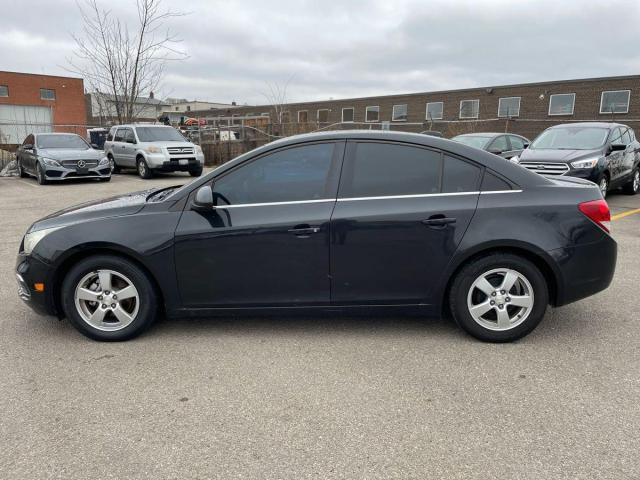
[1,171,639,479]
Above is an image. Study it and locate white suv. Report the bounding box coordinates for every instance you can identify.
[104,124,205,178]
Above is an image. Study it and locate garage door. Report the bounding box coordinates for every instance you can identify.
[0,105,53,144]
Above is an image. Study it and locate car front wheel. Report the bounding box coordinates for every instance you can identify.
[449,253,549,342]
[36,162,48,185]
[61,255,157,341]
[137,157,153,179]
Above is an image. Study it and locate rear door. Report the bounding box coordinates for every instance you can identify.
[330,141,481,305]
[606,127,625,185]
[112,128,127,164]
[121,128,137,166]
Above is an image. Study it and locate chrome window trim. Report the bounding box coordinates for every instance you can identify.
[213,198,335,209]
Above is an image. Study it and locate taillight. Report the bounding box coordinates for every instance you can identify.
[578,199,611,233]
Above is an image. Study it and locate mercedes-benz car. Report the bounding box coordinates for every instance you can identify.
[16,131,616,342]
[16,133,111,185]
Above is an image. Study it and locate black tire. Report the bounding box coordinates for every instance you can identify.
[108,155,120,174]
[623,168,639,195]
[449,253,549,342]
[36,162,48,185]
[18,158,28,178]
[189,166,203,177]
[137,157,153,179]
[61,255,157,341]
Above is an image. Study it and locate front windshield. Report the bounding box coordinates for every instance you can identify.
[37,134,89,149]
[531,127,609,150]
[452,135,492,149]
[136,127,186,142]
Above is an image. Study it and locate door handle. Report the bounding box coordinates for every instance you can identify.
[422,216,456,227]
[288,225,321,236]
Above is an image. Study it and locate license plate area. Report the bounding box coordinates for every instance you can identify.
[178,159,189,165]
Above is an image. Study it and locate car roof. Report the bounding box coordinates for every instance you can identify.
[453,132,502,138]
[547,122,628,130]
[34,132,81,137]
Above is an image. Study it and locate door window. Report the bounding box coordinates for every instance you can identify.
[489,136,509,152]
[114,129,126,142]
[609,128,623,146]
[123,129,136,144]
[442,155,481,193]
[508,136,526,150]
[213,143,335,205]
[340,142,441,198]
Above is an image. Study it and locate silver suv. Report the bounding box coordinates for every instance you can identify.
[104,124,205,178]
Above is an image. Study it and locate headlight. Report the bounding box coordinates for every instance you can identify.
[195,145,203,154]
[23,226,63,255]
[98,156,109,165]
[571,157,600,169]
[145,146,162,154]
[510,155,520,164]
[40,157,61,167]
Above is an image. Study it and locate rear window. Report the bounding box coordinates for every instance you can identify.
[481,171,512,191]
[442,155,481,193]
[136,127,186,142]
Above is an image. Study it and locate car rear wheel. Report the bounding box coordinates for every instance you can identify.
[61,255,157,341]
[137,157,153,179]
[36,162,48,185]
[449,253,549,342]
[623,168,639,195]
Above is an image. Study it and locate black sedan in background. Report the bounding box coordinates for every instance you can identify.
[16,131,616,342]
[16,133,111,185]
[451,132,530,160]
[515,122,640,198]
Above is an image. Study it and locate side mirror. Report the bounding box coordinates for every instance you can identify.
[192,185,214,211]
[488,147,503,155]
[91,143,100,149]
[523,143,530,149]
[610,143,626,152]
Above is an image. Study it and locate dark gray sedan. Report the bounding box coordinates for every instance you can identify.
[16,133,112,185]
[451,132,530,160]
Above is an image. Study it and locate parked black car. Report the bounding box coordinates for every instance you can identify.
[16,131,616,342]
[16,133,111,185]
[451,132,530,160]
[515,122,640,197]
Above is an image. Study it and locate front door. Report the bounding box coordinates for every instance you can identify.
[174,141,343,307]
[330,141,480,305]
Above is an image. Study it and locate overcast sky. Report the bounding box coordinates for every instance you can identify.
[1,0,639,105]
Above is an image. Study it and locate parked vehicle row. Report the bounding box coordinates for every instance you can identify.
[16,131,616,343]
[451,132,530,160]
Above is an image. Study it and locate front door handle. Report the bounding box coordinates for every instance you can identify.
[288,225,321,237]
[422,216,456,227]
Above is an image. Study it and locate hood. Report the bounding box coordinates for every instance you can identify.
[519,148,603,163]
[29,189,156,232]
[37,148,105,161]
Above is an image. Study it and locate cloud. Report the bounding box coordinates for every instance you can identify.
[1,0,638,104]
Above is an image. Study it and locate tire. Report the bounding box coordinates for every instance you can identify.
[623,168,639,195]
[99,177,111,182]
[449,253,549,342]
[61,255,157,341]
[189,166,203,177]
[597,174,609,198]
[36,162,48,185]
[137,157,153,179]
[108,155,120,174]
[18,159,28,178]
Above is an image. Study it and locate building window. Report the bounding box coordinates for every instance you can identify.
[365,106,379,122]
[342,107,354,123]
[459,100,479,119]
[298,110,308,123]
[187,105,191,112]
[317,109,329,123]
[40,88,56,100]
[392,104,407,121]
[498,97,521,117]
[0,85,8,97]
[548,93,575,116]
[426,102,443,120]
[600,90,630,114]
[281,111,290,123]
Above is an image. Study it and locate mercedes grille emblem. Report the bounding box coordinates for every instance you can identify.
[77,160,86,168]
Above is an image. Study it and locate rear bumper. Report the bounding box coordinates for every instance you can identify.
[549,234,617,306]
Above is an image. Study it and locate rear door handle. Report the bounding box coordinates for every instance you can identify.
[422,216,456,227]
[288,225,321,236]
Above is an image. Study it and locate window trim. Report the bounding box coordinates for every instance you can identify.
[599,89,631,114]
[342,107,355,123]
[425,102,444,120]
[317,108,330,123]
[297,110,308,123]
[392,104,408,122]
[40,88,56,101]
[365,105,380,122]
[459,99,480,119]
[548,93,576,116]
[0,85,8,97]
[497,97,521,118]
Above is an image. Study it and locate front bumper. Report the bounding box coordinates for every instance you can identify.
[16,253,58,316]
[564,165,604,184]
[145,153,205,170]
[43,164,111,180]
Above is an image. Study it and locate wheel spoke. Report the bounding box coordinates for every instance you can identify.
[469,300,493,318]
[89,307,106,326]
[501,270,519,293]
[112,305,133,324]
[97,270,112,292]
[475,277,495,296]
[115,285,137,300]
[509,295,533,308]
[496,308,511,329]
[77,287,99,302]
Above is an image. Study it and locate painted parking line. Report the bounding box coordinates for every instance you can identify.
[611,208,640,221]
[18,180,39,188]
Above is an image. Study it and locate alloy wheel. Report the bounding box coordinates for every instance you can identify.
[599,177,608,198]
[466,268,534,331]
[138,160,146,177]
[74,269,140,331]
[634,170,639,193]
[109,157,115,173]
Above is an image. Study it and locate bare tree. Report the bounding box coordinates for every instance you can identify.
[261,75,295,134]
[67,0,187,124]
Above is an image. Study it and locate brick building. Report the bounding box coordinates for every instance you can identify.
[192,75,640,141]
[0,71,86,145]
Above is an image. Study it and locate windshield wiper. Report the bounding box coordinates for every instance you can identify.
[146,186,180,202]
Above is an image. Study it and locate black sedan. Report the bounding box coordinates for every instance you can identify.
[451,132,530,160]
[16,131,616,342]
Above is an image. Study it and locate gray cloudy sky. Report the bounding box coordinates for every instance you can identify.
[1,0,639,105]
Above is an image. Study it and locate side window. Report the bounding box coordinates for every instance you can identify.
[609,128,623,145]
[508,136,526,150]
[340,142,440,198]
[23,135,34,146]
[214,143,335,205]
[114,129,125,142]
[629,129,636,142]
[107,128,115,142]
[481,171,512,191]
[489,136,509,152]
[621,128,632,145]
[442,155,481,193]
[125,129,136,143]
